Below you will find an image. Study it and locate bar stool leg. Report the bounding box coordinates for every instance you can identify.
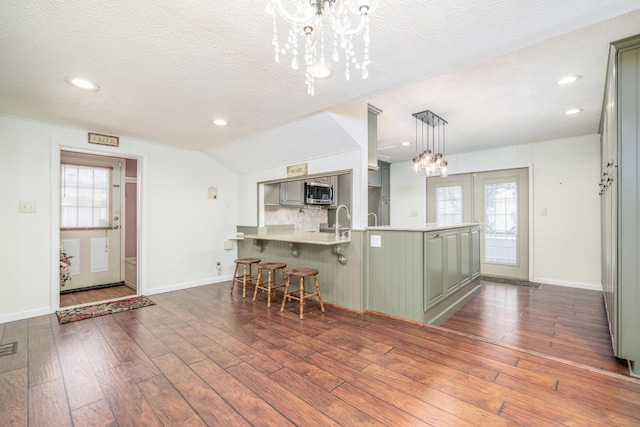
[252,267,263,302]
[242,264,248,298]
[281,275,291,313]
[314,274,325,313]
[265,270,273,307]
[299,276,305,320]
[231,261,239,294]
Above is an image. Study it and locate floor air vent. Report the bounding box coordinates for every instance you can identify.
[0,342,18,357]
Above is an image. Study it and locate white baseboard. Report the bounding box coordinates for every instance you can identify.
[534,277,603,292]
[0,306,53,324]
[146,275,232,296]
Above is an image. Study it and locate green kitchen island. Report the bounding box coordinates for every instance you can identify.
[366,224,481,324]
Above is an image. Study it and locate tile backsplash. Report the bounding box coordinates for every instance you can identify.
[265,205,328,231]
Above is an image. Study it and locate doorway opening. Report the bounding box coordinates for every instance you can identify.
[58,150,139,308]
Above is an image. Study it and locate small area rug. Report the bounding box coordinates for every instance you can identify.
[56,296,155,324]
[480,275,544,290]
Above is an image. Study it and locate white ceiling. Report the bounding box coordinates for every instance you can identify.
[1,1,640,173]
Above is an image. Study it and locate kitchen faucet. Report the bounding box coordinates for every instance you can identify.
[335,204,351,238]
[368,212,378,226]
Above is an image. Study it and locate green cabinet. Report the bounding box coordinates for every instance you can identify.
[367,225,480,324]
[425,227,479,311]
[368,105,382,170]
[425,231,445,309]
[381,162,390,200]
[279,180,304,206]
[445,230,460,296]
[471,226,481,278]
[601,36,640,376]
[264,183,280,206]
[460,228,471,286]
[368,168,381,187]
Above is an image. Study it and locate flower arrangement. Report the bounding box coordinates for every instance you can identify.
[60,245,74,287]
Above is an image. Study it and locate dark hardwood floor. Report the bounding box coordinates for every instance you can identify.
[60,285,137,308]
[441,281,630,376]
[2,281,640,426]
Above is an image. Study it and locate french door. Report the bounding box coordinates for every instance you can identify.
[427,168,529,280]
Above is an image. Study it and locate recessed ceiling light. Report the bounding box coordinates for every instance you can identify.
[67,77,99,91]
[212,119,228,126]
[312,64,332,79]
[401,141,411,147]
[557,75,581,85]
[565,108,583,115]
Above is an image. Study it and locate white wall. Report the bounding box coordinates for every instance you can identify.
[391,134,602,290]
[238,102,370,229]
[0,115,239,322]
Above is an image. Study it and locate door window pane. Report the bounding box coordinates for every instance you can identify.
[436,185,462,225]
[484,182,517,264]
[61,164,110,228]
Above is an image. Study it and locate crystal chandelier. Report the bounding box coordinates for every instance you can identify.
[266,0,379,95]
[412,110,449,177]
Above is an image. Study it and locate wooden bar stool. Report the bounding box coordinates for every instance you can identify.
[231,258,261,298]
[253,262,287,307]
[280,267,325,319]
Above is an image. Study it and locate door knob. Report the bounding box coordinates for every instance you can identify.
[113,225,119,230]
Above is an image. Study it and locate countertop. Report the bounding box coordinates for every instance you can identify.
[367,223,479,232]
[243,231,350,246]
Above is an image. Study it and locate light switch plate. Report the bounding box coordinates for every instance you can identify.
[19,201,36,213]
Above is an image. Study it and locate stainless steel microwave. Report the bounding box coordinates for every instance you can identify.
[304,182,333,205]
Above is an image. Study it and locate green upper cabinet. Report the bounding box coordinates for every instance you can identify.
[279,180,304,206]
[380,162,390,200]
[264,183,280,206]
[368,104,382,170]
[368,168,381,187]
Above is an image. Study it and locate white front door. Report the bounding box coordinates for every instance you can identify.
[472,169,529,279]
[60,152,124,290]
[427,167,529,280]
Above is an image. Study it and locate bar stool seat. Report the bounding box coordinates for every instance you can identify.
[253,262,287,307]
[231,258,261,298]
[281,267,325,319]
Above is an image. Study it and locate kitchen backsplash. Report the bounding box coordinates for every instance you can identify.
[265,205,328,231]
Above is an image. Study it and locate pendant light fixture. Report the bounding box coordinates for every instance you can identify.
[411,110,448,177]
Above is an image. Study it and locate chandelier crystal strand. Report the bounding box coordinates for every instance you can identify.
[267,0,379,95]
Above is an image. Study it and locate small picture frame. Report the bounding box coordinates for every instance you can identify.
[88,132,119,147]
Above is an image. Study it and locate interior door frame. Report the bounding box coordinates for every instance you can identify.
[426,163,534,282]
[60,151,124,288]
[51,141,148,311]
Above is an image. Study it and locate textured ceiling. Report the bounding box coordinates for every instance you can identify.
[1,1,640,173]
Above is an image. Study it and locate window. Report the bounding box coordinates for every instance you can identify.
[436,185,462,225]
[484,182,517,263]
[61,164,110,228]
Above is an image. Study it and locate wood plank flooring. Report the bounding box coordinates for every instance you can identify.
[441,281,630,375]
[2,281,639,426]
